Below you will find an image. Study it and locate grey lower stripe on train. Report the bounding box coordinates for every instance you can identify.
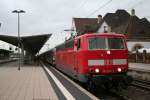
[88,60,104,66]
[113,59,127,65]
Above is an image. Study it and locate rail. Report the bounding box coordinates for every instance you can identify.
[131,79,150,91]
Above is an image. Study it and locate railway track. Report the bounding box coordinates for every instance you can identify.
[92,87,132,100]
[45,63,133,100]
[131,79,150,91]
[108,90,131,100]
[44,63,150,100]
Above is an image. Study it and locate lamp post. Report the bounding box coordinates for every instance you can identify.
[12,10,25,70]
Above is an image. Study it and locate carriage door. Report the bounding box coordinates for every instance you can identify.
[73,38,80,77]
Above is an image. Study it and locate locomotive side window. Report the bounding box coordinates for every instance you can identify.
[77,39,80,50]
[88,37,106,50]
[108,38,125,49]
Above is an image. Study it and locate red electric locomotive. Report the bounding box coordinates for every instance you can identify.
[55,33,132,90]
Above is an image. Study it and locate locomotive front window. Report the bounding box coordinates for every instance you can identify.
[88,37,107,50]
[88,37,125,50]
[108,38,125,49]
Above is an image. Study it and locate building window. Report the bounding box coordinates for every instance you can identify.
[104,26,107,33]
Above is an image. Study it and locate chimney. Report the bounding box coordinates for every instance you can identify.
[131,9,135,16]
[97,15,102,23]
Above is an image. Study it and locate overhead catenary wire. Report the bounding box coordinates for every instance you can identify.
[86,0,112,17]
[126,0,147,11]
[132,0,145,8]
[73,0,90,16]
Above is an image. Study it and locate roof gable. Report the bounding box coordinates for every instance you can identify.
[73,18,99,35]
[98,9,150,41]
[102,10,130,28]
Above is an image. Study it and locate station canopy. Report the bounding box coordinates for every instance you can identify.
[0,34,51,55]
[0,49,12,53]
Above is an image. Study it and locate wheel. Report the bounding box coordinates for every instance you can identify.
[120,81,128,89]
[104,82,112,90]
[87,80,95,93]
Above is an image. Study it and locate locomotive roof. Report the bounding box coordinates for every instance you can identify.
[55,33,126,48]
[78,33,126,38]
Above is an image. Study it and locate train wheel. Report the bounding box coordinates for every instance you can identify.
[120,81,128,89]
[114,82,123,91]
[87,80,95,93]
[104,82,112,90]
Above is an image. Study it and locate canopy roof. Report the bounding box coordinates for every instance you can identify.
[0,34,51,55]
[0,49,11,53]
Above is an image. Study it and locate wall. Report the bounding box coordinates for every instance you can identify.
[97,21,109,33]
[127,41,150,51]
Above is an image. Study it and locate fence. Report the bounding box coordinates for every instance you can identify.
[128,50,150,63]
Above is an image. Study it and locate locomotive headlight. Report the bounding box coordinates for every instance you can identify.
[95,68,99,73]
[107,50,111,55]
[117,68,122,72]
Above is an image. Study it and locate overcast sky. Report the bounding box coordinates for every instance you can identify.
[0,0,150,53]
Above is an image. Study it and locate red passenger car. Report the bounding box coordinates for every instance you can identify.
[55,33,132,89]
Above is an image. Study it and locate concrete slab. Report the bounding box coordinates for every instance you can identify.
[0,63,58,100]
[128,63,150,81]
[129,63,150,72]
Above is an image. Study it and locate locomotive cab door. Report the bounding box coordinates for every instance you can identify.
[73,38,80,78]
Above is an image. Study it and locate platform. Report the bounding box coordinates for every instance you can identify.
[128,63,150,81]
[129,63,150,72]
[0,62,58,100]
